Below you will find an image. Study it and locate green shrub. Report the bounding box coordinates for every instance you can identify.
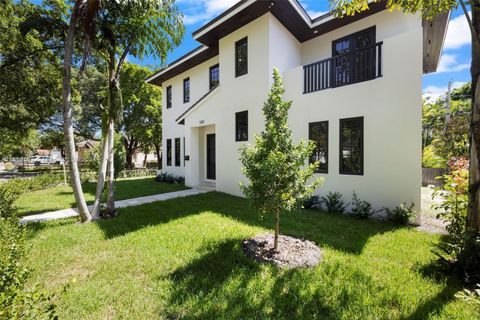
[321,192,346,213]
[422,145,446,168]
[303,195,323,210]
[0,186,58,318]
[156,173,184,184]
[145,161,159,169]
[117,169,157,179]
[433,157,468,262]
[383,202,416,225]
[349,192,377,219]
[455,283,480,307]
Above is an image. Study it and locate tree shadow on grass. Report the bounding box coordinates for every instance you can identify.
[162,238,339,320]
[94,192,401,255]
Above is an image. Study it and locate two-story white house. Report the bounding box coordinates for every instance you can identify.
[146,0,448,213]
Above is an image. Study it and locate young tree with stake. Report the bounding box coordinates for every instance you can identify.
[240,69,323,251]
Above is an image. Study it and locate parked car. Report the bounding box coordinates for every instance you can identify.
[29,156,64,166]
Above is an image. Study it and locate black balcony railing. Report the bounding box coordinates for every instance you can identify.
[303,41,383,94]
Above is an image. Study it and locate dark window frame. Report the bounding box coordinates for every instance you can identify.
[209,64,220,90]
[235,110,248,142]
[166,139,172,166]
[183,137,186,167]
[174,138,181,167]
[235,37,248,77]
[166,85,172,109]
[339,117,364,176]
[331,27,377,88]
[309,121,329,174]
[183,77,190,103]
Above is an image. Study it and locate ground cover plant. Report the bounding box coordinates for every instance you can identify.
[15,177,187,216]
[25,192,478,319]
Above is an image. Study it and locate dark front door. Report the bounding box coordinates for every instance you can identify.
[206,134,216,180]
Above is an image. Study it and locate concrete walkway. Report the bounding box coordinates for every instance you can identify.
[20,189,208,224]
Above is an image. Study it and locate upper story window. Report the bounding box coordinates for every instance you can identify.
[166,139,172,166]
[309,121,328,173]
[235,111,248,141]
[166,85,172,109]
[339,117,363,175]
[235,37,248,77]
[332,27,376,87]
[183,78,190,103]
[209,64,220,89]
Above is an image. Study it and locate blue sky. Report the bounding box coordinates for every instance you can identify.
[130,0,471,101]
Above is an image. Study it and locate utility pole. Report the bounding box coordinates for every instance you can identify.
[446,81,452,123]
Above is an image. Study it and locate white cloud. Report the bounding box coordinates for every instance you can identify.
[436,53,470,73]
[444,12,471,50]
[179,0,240,25]
[306,10,328,19]
[423,81,466,101]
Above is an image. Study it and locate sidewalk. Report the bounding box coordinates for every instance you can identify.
[20,189,208,224]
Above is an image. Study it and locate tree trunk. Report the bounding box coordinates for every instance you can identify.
[274,210,280,251]
[105,119,116,217]
[466,2,480,237]
[91,132,109,219]
[123,136,137,170]
[463,2,480,278]
[62,2,91,222]
[154,143,161,169]
[143,152,148,168]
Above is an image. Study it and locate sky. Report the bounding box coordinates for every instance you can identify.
[129,0,471,102]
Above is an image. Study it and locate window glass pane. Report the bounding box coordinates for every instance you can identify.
[235,38,248,77]
[340,117,363,175]
[175,138,181,167]
[235,111,248,141]
[309,121,328,173]
[166,86,172,109]
[166,139,172,166]
[183,78,190,103]
[210,64,219,89]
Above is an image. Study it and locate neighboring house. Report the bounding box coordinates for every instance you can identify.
[146,0,448,212]
[132,150,157,168]
[76,140,99,163]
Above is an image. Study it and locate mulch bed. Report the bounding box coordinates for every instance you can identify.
[242,234,322,269]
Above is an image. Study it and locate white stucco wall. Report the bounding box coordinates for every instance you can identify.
[161,10,423,212]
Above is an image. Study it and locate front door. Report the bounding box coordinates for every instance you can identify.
[206,134,216,180]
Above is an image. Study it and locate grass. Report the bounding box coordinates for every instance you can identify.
[25,192,477,319]
[15,177,188,216]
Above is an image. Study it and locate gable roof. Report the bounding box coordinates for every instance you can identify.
[147,0,448,85]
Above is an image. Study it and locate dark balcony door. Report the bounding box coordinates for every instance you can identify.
[206,134,216,180]
[332,27,375,87]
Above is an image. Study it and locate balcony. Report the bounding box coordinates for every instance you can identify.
[303,42,383,94]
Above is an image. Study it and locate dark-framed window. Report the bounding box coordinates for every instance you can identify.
[309,121,329,173]
[175,138,181,167]
[332,27,376,87]
[166,85,172,109]
[183,78,190,103]
[209,64,219,89]
[339,117,364,175]
[166,139,172,166]
[235,37,248,77]
[235,111,248,141]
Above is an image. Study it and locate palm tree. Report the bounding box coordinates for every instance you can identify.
[62,0,101,222]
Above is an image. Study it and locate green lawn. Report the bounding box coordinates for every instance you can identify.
[15,177,187,216]
[26,192,477,319]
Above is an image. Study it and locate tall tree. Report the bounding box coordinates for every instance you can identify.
[61,0,101,222]
[240,69,322,251]
[331,0,480,278]
[0,0,64,151]
[120,63,162,169]
[90,0,183,218]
